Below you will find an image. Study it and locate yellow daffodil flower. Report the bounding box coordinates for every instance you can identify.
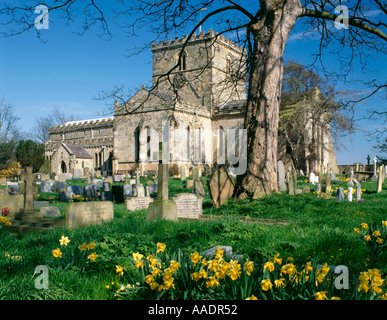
[156,242,166,253]
[87,252,97,261]
[59,236,70,246]
[261,279,273,291]
[52,248,62,258]
[314,291,327,300]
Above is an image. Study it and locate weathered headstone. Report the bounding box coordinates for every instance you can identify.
[207,168,234,208]
[65,201,114,228]
[302,186,310,193]
[288,165,297,196]
[146,184,157,196]
[186,180,193,189]
[33,201,49,210]
[123,184,133,199]
[40,180,54,193]
[347,168,354,187]
[73,169,82,179]
[125,196,154,211]
[277,161,287,192]
[53,181,67,192]
[336,188,344,202]
[102,191,113,201]
[325,173,332,194]
[172,193,202,219]
[40,206,61,218]
[0,178,7,185]
[103,182,111,192]
[316,183,321,195]
[194,179,206,198]
[180,166,187,180]
[85,184,99,201]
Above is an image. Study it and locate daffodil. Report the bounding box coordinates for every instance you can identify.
[52,248,62,258]
[244,260,254,276]
[261,279,273,291]
[246,295,258,300]
[273,254,282,265]
[314,291,327,300]
[354,228,360,233]
[132,252,144,262]
[87,242,96,250]
[190,252,202,266]
[361,223,368,229]
[59,236,70,246]
[156,242,166,253]
[263,261,275,273]
[145,274,154,284]
[78,243,87,251]
[274,278,286,288]
[88,252,98,261]
[372,230,381,237]
[116,265,124,276]
[364,235,371,241]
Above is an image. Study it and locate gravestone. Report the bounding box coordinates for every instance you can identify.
[123,184,133,199]
[356,185,362,201]
[288,165,297,196]
[0,178,6,185]
[207,168,234,208]
[192,166,200,181]
[7,182,19,195]
[73,169,82,179]
[15,167,42,221]
[325,173,332,193]
[371,156,378,181]
[65,201,114,228]
[146,184,158,196]
[186,180,194,189]
[309,172,316,185]
[302,186,310,193]
[348,187,353,202]
[277,161,287,192]
[85,184,99,201]
[40,180,54,193]
[330,172,336,181]
[336,188,345,202]
[33,201,49,210]
[377,166,383,193]
[194,179,206,198]
[125,197,154,211]
[103,182,111,192]
[318,172,323,185]
[172,193,202,219]
[147,142,177,221]
[316,183,321,195]
[180,166,187,180]
[53,181,67,192]
[102,191,113,201]
[59,192,68,202]
[40,206,61,218]
[112,185,124,203]
[66,185,84,198]
[347,168,354,187]
[58,174,66,182]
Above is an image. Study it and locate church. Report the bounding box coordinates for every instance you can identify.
[45,30,339,177]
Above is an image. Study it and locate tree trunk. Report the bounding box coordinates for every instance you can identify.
[234,0,302,199]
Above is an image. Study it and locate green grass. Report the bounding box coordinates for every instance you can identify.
[0,175,386,299]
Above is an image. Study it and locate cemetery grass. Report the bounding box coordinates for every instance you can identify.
[0,176,386,299]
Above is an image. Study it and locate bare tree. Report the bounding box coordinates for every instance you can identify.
[30,106,78,143]
[1,0,386,198]
[0,97,22,143]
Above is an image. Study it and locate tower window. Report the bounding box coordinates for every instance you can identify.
[179,52,187,71]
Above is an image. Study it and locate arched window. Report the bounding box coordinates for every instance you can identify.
[134,127,140,162]
[146,126,151,161]
[179,51,187,71]
[186,126,191,161]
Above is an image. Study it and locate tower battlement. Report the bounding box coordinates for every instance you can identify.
[151,29,245,53]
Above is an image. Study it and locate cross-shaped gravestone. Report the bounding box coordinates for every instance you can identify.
[20,167,37,211]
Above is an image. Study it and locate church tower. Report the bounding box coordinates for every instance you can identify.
[151,30,247,114]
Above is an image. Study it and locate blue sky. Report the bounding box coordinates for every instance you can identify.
[0,1,386,165]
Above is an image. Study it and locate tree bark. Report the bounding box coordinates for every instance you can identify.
[234,0,302,199]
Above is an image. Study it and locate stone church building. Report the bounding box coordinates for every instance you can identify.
[45,30,338,177]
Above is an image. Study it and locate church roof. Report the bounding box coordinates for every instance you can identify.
[63,144,92,159]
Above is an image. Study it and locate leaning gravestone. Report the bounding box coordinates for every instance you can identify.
[336,188,345,202]
[325,173,332,194]
[277,161,287,192]
[207,168,234,208]
[356,185,362,201]
[180,166,187,180]
[194,179,206,198]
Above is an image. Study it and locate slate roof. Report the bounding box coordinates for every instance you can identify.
[64,144,92,159]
